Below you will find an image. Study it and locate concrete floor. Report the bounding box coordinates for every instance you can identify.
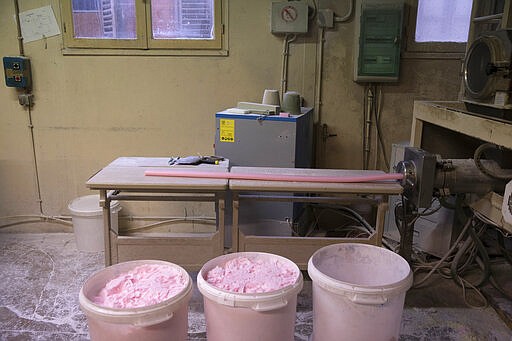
[0,233,511,340]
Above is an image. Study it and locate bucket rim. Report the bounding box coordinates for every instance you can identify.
[197,252,303,311]
[307,243,413,301]
[69,194,121,217]
[79,260,192,325]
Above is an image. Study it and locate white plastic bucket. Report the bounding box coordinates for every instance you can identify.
[307,243,413,341]
[79,260,192,341]
[68,194,121,252]
[197,252,303,341]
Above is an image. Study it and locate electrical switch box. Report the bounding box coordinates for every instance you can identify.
[3,56,32,89]
[354,1,404,82]
[271,1,309,34]
[317,8,334,28]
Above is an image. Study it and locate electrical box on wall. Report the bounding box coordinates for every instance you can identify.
[3,56,32,89]
[271,1,309,34]
[354,0,404,82]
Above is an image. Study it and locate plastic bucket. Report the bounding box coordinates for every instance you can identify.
[197,252,303,341]
[68,194,121,252]
[79,260,192,341]
[307,243,413,341]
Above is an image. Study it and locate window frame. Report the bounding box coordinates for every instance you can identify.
[60,0,227,56]
[403,0,470,59]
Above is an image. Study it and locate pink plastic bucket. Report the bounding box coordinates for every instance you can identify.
[197,252,303,341]
[79,260,192,341]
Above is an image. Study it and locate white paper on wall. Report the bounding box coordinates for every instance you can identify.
[16,5,60,43]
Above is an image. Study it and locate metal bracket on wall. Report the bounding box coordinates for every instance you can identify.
[321,123,337,143]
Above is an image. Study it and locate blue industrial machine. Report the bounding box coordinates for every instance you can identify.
[214,107,314,240]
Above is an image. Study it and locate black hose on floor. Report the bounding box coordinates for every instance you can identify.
[450,224,492,288]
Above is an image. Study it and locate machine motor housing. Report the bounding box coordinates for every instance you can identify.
[463,29,512,121]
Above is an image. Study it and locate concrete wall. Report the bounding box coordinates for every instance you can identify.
[0,0,462,229]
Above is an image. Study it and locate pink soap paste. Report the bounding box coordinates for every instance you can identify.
[94,264,187,309]
[206,256,298,293]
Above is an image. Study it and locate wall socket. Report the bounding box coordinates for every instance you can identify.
[18,93,34,107]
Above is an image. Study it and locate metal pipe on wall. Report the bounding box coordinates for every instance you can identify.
[314,0,354,167]
[14,0,24,56]
[334,0,354,23]
[363,86,373,170]
[12,0,43,216]
[314,27,325,167]
[280,34,297,102]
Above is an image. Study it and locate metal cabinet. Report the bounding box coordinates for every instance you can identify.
[214,108,314,240]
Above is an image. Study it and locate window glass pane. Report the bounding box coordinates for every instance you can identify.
[152,0,214,40]
[72,0,136,39]
[72,0,100,11]
[415,0,472,43]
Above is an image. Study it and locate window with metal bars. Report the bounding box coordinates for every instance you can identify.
[61,0,225,54]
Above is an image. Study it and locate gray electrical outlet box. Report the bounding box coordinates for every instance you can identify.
[271,1,309,34]
[317,9,334,28]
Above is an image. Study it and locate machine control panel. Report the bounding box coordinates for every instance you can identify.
[3,56,32,89]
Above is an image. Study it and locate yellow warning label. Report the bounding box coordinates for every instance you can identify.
[219,119,235,143]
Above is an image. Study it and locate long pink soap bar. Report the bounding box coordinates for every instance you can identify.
[206,256,298,293]
[94,264,187,309]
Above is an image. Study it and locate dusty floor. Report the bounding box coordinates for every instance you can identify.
[0,233,510,340]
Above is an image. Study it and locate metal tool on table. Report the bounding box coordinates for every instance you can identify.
[169,155,224,166]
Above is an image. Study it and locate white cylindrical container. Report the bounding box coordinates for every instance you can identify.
[68,194,121,252]
[197,252,303,341]
[308,243,413,341]
[79,260,192,341]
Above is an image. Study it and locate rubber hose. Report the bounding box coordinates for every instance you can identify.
[497,230,512,266]
[455,194,469,225]
[450,224,491,288]
[473,143,512,180]
[333,206,374,233]
[450,232,474,283]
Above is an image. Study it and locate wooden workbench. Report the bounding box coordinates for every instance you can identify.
[86,157,229,270]
[229,166,403,269]
[411,101,512,149]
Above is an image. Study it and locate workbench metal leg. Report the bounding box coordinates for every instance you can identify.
[397,198,415,263]
[232,193,239,253]
[99,190,112,267]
